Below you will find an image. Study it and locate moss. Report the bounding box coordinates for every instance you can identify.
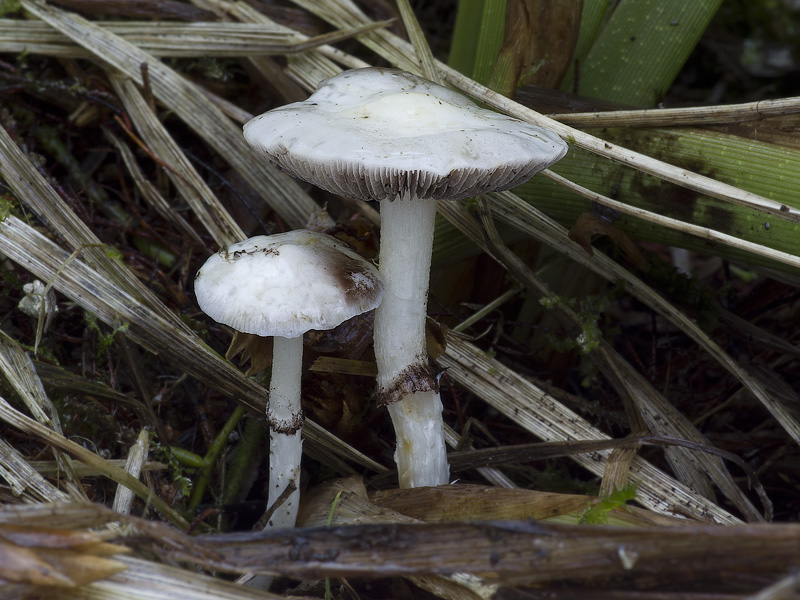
[84,312,130,360]
[0,0,20,17]
[538,288,622,354]
[581,484,638,524]
[151,442,194,500]
[0,196,12,222]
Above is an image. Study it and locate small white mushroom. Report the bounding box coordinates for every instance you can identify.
[194,229,384,527]
[18,279,58,332]
[244,68,567,488]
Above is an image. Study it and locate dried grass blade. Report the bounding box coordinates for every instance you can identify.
[112,429,150,516]
[290,0,417,72]
[108,73,244,247]
[0,438,69,502]
[0,501,119,528]
[30,458,165,477]
[443,423,516,489]
[0,123,186,328]
[193,83,254,125]
[595,345,766,522]
[0,535,126,588]
[299,477,414,528]
[394,0,440,82]
[475,199,766,520]
[215,0,352,95]
[21,0,318,230]
[105,129,205,246]
[438,333,740,524]
[599,446,640,499]
[107,19,389,56]
[370,485,594,523]
[32,360,161,429]
[370,484,691,527]
[285,50,344,92]
[45,0,215,21]
[303,420,388,474]
[0,515,129,586]
[0,19,381,57]
[541,168,800,272]
[0,395,188,527]
[72,555,288,600]
[719,309,800,359]
[0,331,85,498]
[487,190,800,446]
[553,96,800,128]
[0,332,53,426]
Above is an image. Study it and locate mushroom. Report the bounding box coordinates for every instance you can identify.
[243,67,568,488]
[194,229,384,526]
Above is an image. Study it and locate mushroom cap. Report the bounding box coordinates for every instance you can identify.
[243,68,568,202]
[194,230,384,338]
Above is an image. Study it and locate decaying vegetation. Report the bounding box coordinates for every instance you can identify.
[1,0,800,598]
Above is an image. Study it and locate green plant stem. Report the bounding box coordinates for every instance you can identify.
[222,415,267,504]
[168,446,209,469]
[188,405,246,512]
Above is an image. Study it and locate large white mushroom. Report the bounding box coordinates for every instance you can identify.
[244,68,567,488]
[194,229,384,526]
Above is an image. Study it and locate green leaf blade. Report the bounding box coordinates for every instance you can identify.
[576,0,724,106]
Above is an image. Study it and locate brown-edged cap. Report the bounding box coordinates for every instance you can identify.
[195,230,384,338]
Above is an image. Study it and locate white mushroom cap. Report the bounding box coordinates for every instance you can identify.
[194,230,384,338]
[243,67,568,202]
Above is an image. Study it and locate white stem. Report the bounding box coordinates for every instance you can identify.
[266,335,303,528]
[386,390,448,488]
[373,193,449,488]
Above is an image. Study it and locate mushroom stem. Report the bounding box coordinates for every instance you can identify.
[386,390,448,488]
[266,334,304,527]
[373,193,449,488]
